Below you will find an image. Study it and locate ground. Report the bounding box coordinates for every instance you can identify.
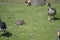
[0,2,60,40]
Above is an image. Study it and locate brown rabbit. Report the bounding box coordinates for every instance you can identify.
[47,2,56,21]
[15,19,25,25]
[25,0,31,6]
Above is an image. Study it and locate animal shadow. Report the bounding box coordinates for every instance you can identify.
[54,18,60,20]
[1,31,12,37]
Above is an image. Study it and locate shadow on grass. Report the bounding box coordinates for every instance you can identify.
[54,18,60,20]
[1,31,12,37]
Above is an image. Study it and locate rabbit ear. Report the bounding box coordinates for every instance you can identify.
[46,2,51,7]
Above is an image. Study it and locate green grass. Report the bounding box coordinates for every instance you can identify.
[0,3,60,40]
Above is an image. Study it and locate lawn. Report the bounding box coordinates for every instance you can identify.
[0,2,60,40]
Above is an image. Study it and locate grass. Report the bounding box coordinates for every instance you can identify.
[0,3,60,40]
